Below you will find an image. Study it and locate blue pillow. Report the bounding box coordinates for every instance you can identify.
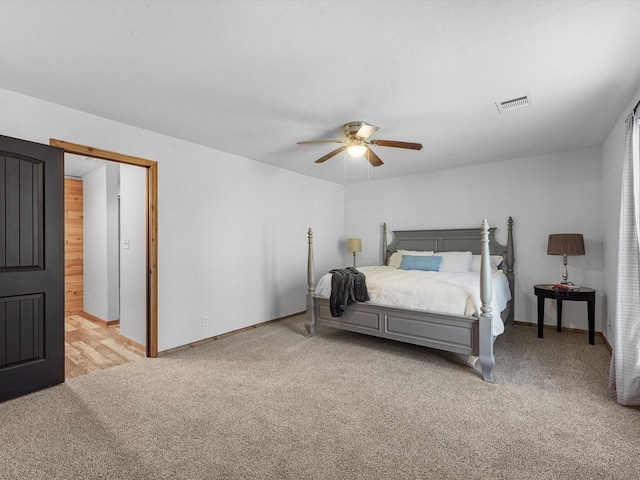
[399,255,442,272]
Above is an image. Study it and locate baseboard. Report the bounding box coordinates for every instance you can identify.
[159,311,305,356]
[601,334,613,354]
[513,320,611,353]
[116,334,146,353]
[80,310,120,327]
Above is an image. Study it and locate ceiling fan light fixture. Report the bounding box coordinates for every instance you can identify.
[298,121,420,167]
[347,144,367,157]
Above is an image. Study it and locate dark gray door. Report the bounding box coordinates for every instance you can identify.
[0,135,65,402]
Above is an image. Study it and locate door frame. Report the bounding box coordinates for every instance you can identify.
[50,139,159,358]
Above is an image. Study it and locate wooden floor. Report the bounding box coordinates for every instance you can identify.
[65,314,145,380]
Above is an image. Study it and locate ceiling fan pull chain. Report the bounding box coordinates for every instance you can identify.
[344,149,347,184]
[367,149,370,183]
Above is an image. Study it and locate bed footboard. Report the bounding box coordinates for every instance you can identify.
[313,297,479,355]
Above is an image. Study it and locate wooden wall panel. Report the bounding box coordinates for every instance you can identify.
[64,178,83,315]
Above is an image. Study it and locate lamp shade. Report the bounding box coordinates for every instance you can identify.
[547,234,585,256]
[347,238,362,254]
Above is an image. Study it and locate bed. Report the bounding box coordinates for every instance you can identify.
[304,218,514,382]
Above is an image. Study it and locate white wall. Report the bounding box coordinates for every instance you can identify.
[119,163,147,346]
[8,83,612,348]
[83,166,108,319]
[345,146,604,332]
[82,164,120,321]
[105,162,120,320]
[0,88,344,351]
[601,82,640,343]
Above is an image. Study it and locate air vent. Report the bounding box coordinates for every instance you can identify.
[495,94,532,113]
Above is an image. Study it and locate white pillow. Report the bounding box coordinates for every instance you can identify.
[437,251,473,272]
[388,250,434,268]
[472,255,504,272]
[387,252,403,268]
[399,249,435,257]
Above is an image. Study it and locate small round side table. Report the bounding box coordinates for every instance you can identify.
[534,284,596,345]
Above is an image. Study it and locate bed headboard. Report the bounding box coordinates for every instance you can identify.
[382,217,515,325]
[383,217,514,276]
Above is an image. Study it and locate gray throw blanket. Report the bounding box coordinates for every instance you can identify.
[329,267,370,317]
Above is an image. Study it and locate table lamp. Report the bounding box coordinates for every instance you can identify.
[547,233,585,284]
[347,238,362,267]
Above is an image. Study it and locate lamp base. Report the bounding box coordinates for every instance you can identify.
[561,253,569,284]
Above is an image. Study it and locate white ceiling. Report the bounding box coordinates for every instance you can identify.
[1,1,640,184]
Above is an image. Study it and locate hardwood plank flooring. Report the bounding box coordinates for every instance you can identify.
[65,314,145,380]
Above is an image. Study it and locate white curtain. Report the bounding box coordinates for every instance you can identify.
[612,109,640,405]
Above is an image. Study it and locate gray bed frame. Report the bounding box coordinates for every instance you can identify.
[305,217,514,382]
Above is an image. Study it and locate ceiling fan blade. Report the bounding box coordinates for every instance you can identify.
[356,124,379,139]
[370,139,423,150]
[365,147,384,167]
[315,146,347,163]
[297,140,348,145]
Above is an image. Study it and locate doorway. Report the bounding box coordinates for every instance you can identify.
[52,139,158,358]
[64,160,146,378]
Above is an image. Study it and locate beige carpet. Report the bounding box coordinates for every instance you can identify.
[1,315,638,479]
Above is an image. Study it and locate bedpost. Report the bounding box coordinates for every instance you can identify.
[382,223,388,266]
[505,216,515,325]
[479,219,495,383]
[305,228,316,337]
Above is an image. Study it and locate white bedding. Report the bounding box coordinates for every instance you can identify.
[314,266,511,336]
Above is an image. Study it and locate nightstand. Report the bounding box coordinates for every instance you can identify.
[534,284,596,345]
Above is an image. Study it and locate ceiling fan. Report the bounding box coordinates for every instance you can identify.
[297,121,423,167]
